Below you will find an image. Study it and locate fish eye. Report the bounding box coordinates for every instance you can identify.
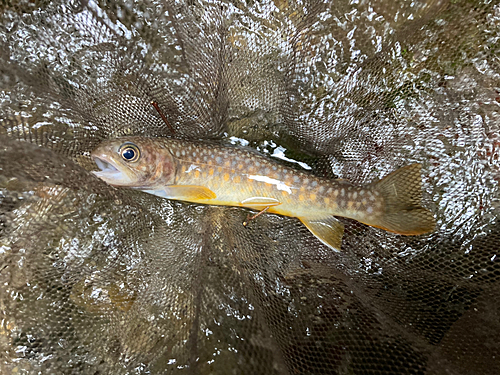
[120,143,140,162]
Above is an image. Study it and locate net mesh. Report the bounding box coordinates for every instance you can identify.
[0,0,499,373]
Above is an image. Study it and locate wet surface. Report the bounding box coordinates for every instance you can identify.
[0,0,499,374]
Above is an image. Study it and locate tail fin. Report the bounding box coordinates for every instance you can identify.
[371,164,435,235]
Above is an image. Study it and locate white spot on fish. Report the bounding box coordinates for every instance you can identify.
[185,164,200,173]
[248,175,292,194]
[175,151,180,157]
[341,188,345,196]
[353,192,357,199]
[216,156,222,163]
[367,206,373,214]
[318,186,325,194]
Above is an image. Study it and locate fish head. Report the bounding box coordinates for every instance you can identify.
[91,137,176,189]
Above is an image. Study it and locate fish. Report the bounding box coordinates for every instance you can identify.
[91,137,436,251]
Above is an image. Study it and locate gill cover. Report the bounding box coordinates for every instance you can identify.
[91,137,177,189]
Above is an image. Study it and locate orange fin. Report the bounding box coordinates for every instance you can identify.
[143,185,216,201]
[299,216,344,252]
[370,164,435,235]
[240,197,281,210]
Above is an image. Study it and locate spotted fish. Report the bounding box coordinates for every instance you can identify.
[91,137,435,251]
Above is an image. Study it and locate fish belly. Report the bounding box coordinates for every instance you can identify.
[166,145,434,251]
[174,158,333,217]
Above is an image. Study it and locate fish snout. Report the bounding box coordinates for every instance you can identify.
[92,155,120,173]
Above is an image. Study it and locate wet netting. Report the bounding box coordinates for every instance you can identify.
[0,0,499,374]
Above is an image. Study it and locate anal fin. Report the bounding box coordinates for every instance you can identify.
[299,216,345,252]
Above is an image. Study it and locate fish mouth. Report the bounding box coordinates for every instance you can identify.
[92,156,125,184]
[93,156,119,173]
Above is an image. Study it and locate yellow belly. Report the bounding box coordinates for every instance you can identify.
[174,160,331,219]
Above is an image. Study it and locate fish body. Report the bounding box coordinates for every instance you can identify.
[91,137,435,251]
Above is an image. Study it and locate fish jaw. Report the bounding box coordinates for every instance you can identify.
[92,155,137,187]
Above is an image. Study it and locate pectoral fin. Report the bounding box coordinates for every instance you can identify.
[142,185,216,201]
[240,197,281,210]
[299,216,345,252]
